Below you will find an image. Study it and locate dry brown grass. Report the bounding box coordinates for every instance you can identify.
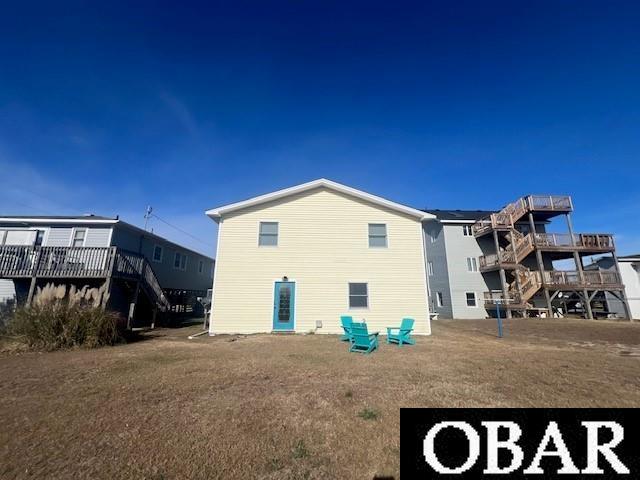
[1,318,640,479]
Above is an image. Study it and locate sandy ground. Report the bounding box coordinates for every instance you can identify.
[1,318,639,479]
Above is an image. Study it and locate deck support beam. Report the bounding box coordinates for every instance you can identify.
[529,213,552,317]
[493,230,512,318]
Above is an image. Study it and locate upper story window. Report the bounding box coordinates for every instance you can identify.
[153,245,163,262]
[258,222,278,246]
[428,261,434,276]
[174,252,188,270]
[348,283,369,309]
[35,230,45,246]
[463,225,473,236]
[437,292,444,307]
[368,224,387,248]
[466,257,478,272]
[198,260,204,274]
[71,228,86,247]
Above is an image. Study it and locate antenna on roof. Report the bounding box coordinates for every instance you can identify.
[144,206,153,231]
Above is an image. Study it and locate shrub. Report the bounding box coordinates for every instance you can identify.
[6,283,123,350]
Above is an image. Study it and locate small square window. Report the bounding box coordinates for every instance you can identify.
[348,283,368,309]
[153,245,163,262]
[466,292,477,307]
[259,222,278,246]
[368,224,387,248]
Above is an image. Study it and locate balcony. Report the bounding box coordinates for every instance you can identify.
[526,195,573,212]
[534,233,615,252]
[0,246,115,279]
[543,270,623,289]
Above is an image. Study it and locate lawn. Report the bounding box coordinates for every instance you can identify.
[1,318,640,479]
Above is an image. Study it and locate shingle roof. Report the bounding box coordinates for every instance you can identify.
[423,209,495,221]
[0,215,117,221]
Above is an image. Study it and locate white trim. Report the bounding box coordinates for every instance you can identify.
[466,256,478,273]
[205,178,435,221]
[69,227,87,247]
[465,291,479,308]
[347,281,369,310]
[208,221,222,335]
[439,219,478,225]
[107,226,114,247]
[258,220,279,247]
[419,223,432,335]
[0,217,118,225]
[367,222,388,248]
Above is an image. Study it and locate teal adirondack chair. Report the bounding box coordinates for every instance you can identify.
[340,316,354,342]
[386,318,416,346]
[349,322,379,354]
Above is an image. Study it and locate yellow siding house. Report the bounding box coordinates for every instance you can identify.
[206,179,435,336]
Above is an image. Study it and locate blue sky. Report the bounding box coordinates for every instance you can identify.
[1,1,639,256]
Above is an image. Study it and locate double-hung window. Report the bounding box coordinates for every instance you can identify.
[259,222,278,246]
[368,224,387,248]
[72,228,86,247]
[466,257,478,272]
[174,252,188,270]
[153,245,163,262]
[463,225,473,236]
[466,292,478,307]
[348,283,368,309]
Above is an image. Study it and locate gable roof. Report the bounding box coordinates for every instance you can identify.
[205,179,435,221]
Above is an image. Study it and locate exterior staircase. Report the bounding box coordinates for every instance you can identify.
[113,250,171,312]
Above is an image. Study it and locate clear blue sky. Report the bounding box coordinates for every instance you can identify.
[1,1,639,256]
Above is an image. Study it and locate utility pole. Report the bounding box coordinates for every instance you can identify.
[144,206,153,231]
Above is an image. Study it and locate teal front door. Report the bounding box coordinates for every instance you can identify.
[273,281,295,331]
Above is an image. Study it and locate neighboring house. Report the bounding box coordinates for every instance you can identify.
[0,216,214,326]
[425,196,630,320]
[586,255,640,319]
[424,209,553,319]
[205,179,434,335]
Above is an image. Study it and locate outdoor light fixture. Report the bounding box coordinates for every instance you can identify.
[283,276,288,281]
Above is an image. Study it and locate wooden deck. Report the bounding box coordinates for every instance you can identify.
[0,245,169,310]
[473,195,573,236]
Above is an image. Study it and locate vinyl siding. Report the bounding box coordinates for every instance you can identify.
[211,187,430,335]
[110,225,214,291]
[84,228,112,247]
[443,224,492,319]
[424,222,453,318]
[45,228,73,246]
[0,279,16,304]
